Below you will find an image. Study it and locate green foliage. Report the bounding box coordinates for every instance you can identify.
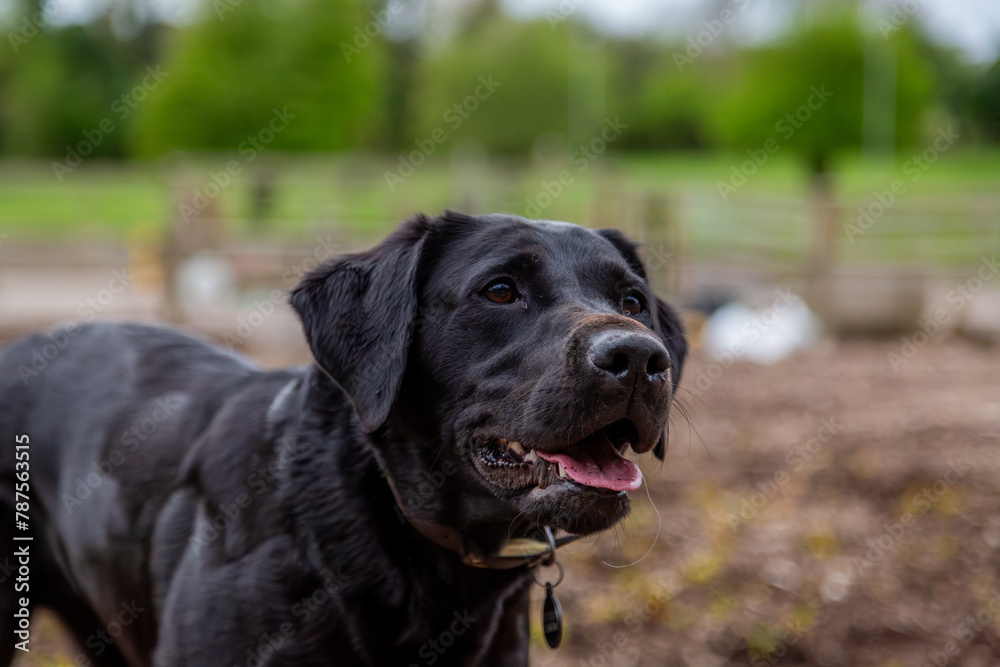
[0,22,148,157]
[972,57,1000,143]
[608,43,715,151]
[708,10,934,169]
[630,65,712,150]
[906,34,979,137]
[130,0,384,156]
[411,16,604,155]
[884,26,937,149]
[0,0,995,161]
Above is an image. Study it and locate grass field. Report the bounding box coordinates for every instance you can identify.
[1,150,997,245]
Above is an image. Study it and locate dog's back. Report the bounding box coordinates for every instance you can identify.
[0,323,271,665]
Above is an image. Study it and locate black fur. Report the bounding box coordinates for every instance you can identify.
[0,213,685,666]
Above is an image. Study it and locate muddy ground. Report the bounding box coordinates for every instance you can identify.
[12,338,1000,667]
[528,338,1000,667]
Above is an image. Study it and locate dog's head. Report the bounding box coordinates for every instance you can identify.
[291,212,686,547]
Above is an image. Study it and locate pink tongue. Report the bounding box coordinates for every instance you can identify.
[536,438,643,492]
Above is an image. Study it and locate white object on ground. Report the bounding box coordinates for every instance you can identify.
[703,298,821,365]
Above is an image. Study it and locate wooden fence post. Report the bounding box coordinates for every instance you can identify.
[642,192,683,298]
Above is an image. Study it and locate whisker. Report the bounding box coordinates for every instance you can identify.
[671,396,711,459]
[505,508,529,541]
[673,385,712,413]
[427,437,449,469]
[602,473,662,569]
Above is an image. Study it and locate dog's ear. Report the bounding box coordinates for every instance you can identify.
[596,229,687,460]
[595,228,649,281]
[650,299,687,460]
[290,214,433,432]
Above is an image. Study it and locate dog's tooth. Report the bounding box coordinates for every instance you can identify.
[556,463,568,479]
[525,451,538,463]
[508,441,525,456]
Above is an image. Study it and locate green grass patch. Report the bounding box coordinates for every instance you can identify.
[0,150,996,254]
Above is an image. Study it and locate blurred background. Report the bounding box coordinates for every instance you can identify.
[1,0,999,664]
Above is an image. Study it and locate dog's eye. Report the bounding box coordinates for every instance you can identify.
[484,281,516,304]
[622,293,643,316]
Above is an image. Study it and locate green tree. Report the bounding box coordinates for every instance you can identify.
[608,42,716,151]
[707,8,935,273]
[710,11,934,178]
[971,57,1000,143]
[411,15,604,155]
[0,20,151,157]
[907,36,980,140]
[130,0,384,155]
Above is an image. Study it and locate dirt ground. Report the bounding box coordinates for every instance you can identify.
[528,337,1000,667]
[12,337,1000,667]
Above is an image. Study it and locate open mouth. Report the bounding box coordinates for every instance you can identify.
[473,419,644,493]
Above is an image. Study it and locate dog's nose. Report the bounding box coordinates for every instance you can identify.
[589,331,670,385]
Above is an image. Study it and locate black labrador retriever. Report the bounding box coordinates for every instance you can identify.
[0,212,686,666]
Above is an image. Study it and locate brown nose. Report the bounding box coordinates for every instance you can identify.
[589,330,670,387]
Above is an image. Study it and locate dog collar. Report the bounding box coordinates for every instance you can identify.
[388,472,571,648]
[382,472,581,570]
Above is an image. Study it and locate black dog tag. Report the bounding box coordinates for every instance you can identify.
[542,583,563,649]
